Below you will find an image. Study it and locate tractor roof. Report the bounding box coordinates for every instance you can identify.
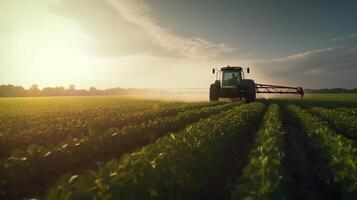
[221,66,242,71]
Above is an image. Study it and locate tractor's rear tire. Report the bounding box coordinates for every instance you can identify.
[245,82,256,103]
[209,83,219,101]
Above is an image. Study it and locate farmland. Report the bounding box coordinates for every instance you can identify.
[0,95,356,199]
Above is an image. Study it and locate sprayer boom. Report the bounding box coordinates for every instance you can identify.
[255,83,304,98]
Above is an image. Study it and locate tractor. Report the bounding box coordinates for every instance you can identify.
[209,65,304,102]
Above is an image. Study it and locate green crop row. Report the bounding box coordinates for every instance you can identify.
[0,98,162,137]
[45,103,264,200]
[288,105,357,199]
[309,107,357,142]
[0,103,234,198]
[335,107,357,115]
[0,101,213,157]
[232,104,284,200]
[0,101,163,154]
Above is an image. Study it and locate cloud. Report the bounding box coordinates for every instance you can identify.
[42,0,234,59]
[332,32,357,41]
[243,46,357,88]
[105,0,235,58]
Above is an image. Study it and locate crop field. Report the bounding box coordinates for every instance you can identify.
[0,95,356,199]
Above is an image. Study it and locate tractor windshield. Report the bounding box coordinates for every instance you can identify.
[222,71,241,87]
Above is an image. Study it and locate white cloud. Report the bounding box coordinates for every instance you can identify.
[241,46,357,88]
[332,32,357,41]
[105,0,235,59]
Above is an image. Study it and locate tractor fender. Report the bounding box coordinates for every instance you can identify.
[240,79,255,88]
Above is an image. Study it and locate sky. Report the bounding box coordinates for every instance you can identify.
[0,0,356,89]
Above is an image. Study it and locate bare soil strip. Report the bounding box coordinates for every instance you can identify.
[281,108,340,200]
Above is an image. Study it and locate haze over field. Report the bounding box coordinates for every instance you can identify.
[0,0,356,89]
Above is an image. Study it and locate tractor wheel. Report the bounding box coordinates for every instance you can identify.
[209,83,219,101]
[244,82,256,103]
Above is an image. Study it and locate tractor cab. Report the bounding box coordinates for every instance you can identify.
[220,66,244,88]
[213,66,246,88]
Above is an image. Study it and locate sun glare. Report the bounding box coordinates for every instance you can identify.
[25,37,87,77]
[17,27,102,87]
[0,0,104,88]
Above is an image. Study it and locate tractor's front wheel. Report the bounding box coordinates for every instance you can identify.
[209,83,219,101]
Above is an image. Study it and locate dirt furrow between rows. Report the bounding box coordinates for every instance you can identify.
[281,107,340,200]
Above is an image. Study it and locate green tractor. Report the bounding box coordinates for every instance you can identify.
[209,65,304,102]
[210,65,256,102]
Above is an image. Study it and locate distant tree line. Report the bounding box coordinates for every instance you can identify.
[0,84,160,97]
[1,84,357,97]
[305,88,357,93]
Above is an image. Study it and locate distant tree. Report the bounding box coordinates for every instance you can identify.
[67,84,76,95]
[28,84,41,96]
[89,86,97,92]
[14,86,25,96]
[41,86,65,96]
[89,87,98,95]
[42,87,55,96]
[305,88,357,93]
[105,87,125,95]
[76,89,88,96]
[4,83,357,98]
[54,86,66,96]
[68,84,76,91]
[0,85,26,97]
[0,85,8,97]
